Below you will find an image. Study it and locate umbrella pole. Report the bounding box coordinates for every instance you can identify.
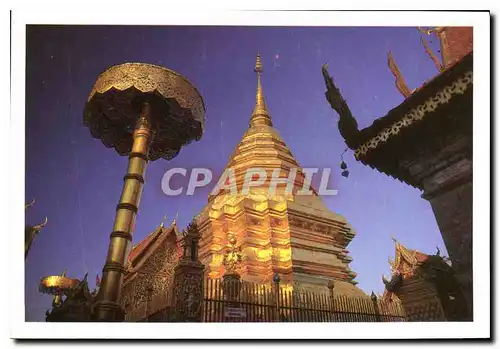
[93,102,152,322]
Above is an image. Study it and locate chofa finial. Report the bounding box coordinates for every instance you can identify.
[159,214,167,228]
[254,53,263,73]
[25,198,36,210]
[33,217,48,230]
[387,51,411,98]
[322,62,360,148]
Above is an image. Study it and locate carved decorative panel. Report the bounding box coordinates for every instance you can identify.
[173,269,204,321]
[270,218,282,228]
[246,216,261,226]
[142,246,169,275]
[121,235,179,319]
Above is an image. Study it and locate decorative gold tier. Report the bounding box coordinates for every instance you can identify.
[84,62,206,161]
[87,62,205,121]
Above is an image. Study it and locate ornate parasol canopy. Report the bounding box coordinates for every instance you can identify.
[39,275,80,296]
[83,63,206,161]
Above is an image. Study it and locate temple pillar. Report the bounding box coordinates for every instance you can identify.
[172,221,205,322]
[420,143,473,320]
[423,180,473,320]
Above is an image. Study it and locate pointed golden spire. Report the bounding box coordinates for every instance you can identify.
[250,53,273,128]
[159,214,167,228]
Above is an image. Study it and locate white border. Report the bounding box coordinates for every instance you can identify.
[10,10,490,339]
[12,9,487,27]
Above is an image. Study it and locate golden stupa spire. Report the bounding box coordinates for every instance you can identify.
[250,53,273,128]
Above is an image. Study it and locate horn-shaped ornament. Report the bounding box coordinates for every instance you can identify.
[32,217,48,231]
[25,198,35,210]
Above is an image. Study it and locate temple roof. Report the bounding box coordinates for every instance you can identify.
[61,273,94,305]
[389,238,430,274]
[354,27,473,153]
[351,52,471,189]
[382,238,453,293]
[323,27,473,189]
[127,219,179,267]
[353,52,472,161]
[381,288,401,303]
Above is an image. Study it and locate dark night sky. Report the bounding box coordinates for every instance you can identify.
[25,25,445,321]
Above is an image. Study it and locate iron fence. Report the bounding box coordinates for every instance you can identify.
[203,278,407,322]
[125,277,446,322]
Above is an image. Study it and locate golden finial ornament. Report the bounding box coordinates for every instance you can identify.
[222,234,243,273]
[250,53,272,127]
[254,53,263,73]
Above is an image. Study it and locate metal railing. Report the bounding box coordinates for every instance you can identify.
[202,278,407,322]
[124,277,446,322]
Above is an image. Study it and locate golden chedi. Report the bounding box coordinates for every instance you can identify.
[195,54,366,297]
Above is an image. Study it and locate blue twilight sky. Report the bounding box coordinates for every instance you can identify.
[25,25,446,321]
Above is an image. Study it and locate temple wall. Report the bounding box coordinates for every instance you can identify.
[426,181,473,319]
[439,27,473,68]
[414,131,473,320]
[121,232,178,318]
